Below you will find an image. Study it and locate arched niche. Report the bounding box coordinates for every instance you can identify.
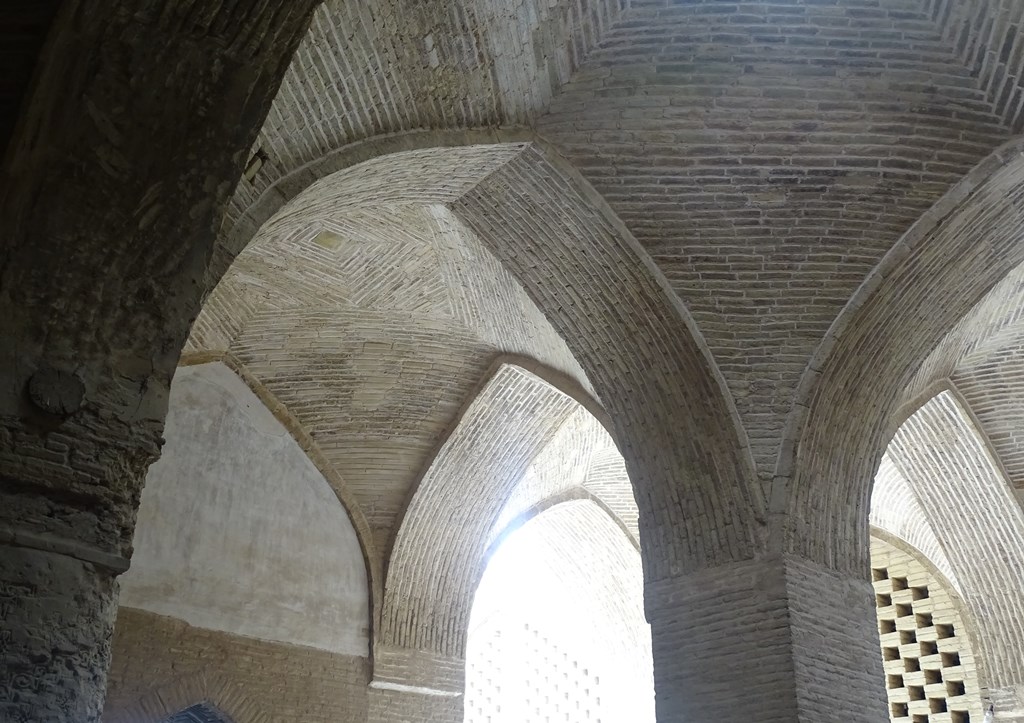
[119,361,370,656]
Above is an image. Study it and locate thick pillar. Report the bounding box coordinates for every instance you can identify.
[0,1,321,720]
[646,555,888,723]
[368,647,464,723]
[0,544,118,721]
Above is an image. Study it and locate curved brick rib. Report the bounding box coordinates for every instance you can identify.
[379,364,578,689]
[537,0,1011,483]
[204,137,761,576]
[870,454,959,590]
[454,146,763,573]
[785,139,1024,572]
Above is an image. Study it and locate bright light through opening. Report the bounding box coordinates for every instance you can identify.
[465,501,655,723]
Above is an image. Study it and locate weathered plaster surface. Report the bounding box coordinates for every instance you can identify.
[120,362,369,656]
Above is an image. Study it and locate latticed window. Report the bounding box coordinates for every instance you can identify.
[466,624,602,723]
[872,538,983,723]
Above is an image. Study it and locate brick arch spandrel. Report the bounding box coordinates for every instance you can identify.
[781,137,1024,574]
[222,0,629,240]
[103,670,263,723]
[488,405,640,549]
[176,349,380,639]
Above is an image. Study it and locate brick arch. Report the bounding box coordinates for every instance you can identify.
[464,498,652,723]
[375,361,584,692]
[163,703,234,723]
[779,137,1024,572]
[103,671,263,723]
[378,361,638,693]
[484,487,640,567]
[207,134,762,583]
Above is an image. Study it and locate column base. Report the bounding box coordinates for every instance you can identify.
[0,544,117,723]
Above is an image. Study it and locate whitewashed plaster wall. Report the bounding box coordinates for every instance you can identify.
[119,362,370,656]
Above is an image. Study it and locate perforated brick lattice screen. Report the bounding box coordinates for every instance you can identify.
[872,538,983,723]
[466,624,602,723]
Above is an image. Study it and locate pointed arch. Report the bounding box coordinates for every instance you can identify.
[102,671,261,723]
[375,362,583,692]
[377,358,644,695]
[883,390,1024,696]
[780,137,1024,571]
[209,131,762,584]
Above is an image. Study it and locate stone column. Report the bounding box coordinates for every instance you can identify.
[0,407,153,723]
[646,555,889,723]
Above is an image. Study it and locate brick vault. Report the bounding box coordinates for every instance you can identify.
[4,1,1024,722]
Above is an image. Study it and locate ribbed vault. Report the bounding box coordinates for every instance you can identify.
[220,0,1024,507]
[222,0,628,236]
[201,0,1024,585]
[189,145,595,625]
[201,139,760,585]
[870,454,959,590]
[378,364,578,690]
[953,343,1024,504]
[538,0,1011,482]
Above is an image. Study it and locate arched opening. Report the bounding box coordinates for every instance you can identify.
[465,501,653,723]
[783,139,1024,574]
[163,703,234,723]
[869,388,1024,718]
[103,361,373,722]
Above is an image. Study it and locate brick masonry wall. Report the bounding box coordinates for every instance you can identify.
[103,607,371,723]
[926,0,1024,130]
[785,555,888,721]
[223,0,626,237]
[380,365,576,667]
[645,555,886,722]
[455,146,762,575]
[191,149,592,573]
[870,454,960,588]
[870,535,986,722]
[954,346,1024,491]
[538,0,1011,486]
